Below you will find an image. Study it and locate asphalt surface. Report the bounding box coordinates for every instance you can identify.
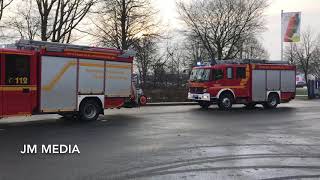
[1,100,320,180]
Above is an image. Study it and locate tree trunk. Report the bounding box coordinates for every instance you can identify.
[41,16,48,41]
[305,71,311,99]
[121,0,127,50]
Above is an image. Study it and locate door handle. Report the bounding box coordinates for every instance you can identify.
[22,88,30,93]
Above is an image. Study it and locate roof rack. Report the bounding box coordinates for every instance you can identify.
[210,59,289,65]
[13,39,136,58]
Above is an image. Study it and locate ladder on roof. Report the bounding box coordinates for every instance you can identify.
[211,59,289,65]
[14,39,136,58]
[16,39,92,51]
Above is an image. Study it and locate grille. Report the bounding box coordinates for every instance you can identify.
[189,87,204,94]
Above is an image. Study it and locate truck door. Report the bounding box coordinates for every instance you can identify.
[224,66,238,88]
[252,70,266,101]
[235,66,249,97]
[2,54,35,116]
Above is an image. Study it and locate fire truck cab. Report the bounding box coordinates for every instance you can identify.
[188,59,296,110]
[0,40,135,121]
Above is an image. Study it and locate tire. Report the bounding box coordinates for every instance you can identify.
[79,99,100,121]
[218,93,233,110]
[263,93,279,109]
[245,103,256,109]
[199,101,210,109]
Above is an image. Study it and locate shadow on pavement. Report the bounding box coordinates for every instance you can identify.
[188,106,298,122]
[193,106,296,115]
[0,114,141,129]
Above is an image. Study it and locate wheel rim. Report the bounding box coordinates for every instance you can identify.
[222,97,231,107]
[269,97,277,106]
[84,104,97,119]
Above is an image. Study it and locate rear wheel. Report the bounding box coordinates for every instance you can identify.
[218,93,234,110]
[263,93,279,109]
[79,99,100,121]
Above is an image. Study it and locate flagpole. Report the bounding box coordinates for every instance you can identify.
[281,10,284,61]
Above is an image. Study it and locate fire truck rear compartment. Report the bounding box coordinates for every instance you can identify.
[252,69,295,102]
[40,56,132,113]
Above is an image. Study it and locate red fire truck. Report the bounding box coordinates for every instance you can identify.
[0,40,135,121]
[188,59,296,109]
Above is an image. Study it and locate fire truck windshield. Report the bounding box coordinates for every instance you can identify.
[189,68,210,82]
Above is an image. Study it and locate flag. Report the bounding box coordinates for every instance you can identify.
[282,12,301,42]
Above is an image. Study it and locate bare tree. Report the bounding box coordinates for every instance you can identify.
[87,0,159,89]
[312,48,320,78]
[177,0,268,61]
[151,57,166,88]
[238,37,269,59]
[293,30,318,84]
[181,35,210,68]
[6,0,40,40]
[133,34,160,89]
[284,43,295,64]
[0,0,12,20]
[285,30,319,97]
[36,0,57,41]
[36,0,94,42]
[92,0,158,50]
[165,42,192,87]
[309,35,320,78]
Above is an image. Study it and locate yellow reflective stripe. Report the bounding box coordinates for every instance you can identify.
[0,86,37,91]
[42,61,76,91]
[65,49,118,56]
[79,62,104,68]
[106,64,131,69]
[0,51,33,55]
[1,113,32,118]
[79,62,131,69]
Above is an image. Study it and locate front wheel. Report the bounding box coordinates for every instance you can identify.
[218,93,233,110]
[263,93,279,109]
[79,99,100,121]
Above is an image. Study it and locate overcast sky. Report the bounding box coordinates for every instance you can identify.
[154,0,320,60]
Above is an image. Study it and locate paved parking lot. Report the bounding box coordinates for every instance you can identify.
[0,100,320,179]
